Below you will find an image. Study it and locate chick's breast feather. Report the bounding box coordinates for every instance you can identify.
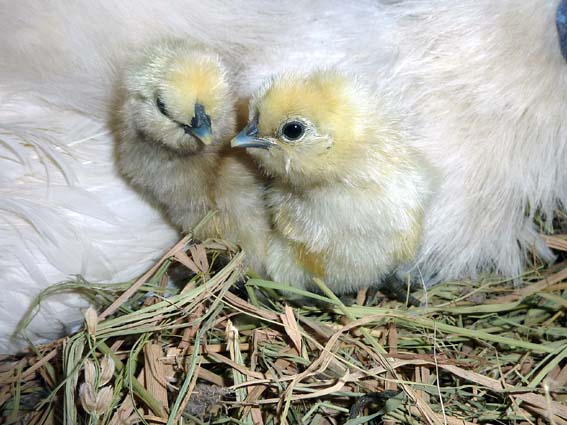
[232,71,435,294]
[116,38,270,273]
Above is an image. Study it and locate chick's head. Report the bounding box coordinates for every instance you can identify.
[122,39,235,154]
[232,71,395,186]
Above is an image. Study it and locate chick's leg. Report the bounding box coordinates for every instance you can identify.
[367,274,420,307]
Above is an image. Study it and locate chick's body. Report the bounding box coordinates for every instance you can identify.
[117,39,269,272]
[233,72,434,293]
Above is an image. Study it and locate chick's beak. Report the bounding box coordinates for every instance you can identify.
[184,103,213,145]
[231,117,274,150]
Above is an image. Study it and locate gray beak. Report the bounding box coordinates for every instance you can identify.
[231,116,274,149]
[184,103,213,145]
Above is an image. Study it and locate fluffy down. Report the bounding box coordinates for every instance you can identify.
[116,38,270,273]
[233,71,435,293]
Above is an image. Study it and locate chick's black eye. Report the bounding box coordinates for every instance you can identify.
[281,121,305,141]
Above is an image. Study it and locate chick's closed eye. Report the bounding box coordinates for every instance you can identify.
[156,95,169,118]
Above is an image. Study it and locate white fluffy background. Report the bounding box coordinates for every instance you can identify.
[0,92,179,351]
[0,0,565,353]
[387,1,567,282]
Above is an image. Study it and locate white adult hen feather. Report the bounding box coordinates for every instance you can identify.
[0,1,374,113]
[0,92,177,352]
[382,0,567,283]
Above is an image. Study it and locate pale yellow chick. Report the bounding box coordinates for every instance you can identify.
[116,38,269,272]
[232,71,435,295]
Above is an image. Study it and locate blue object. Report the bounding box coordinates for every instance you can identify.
[557,0,567,60]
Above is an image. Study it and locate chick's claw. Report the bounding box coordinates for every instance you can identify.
[378,274,421,307]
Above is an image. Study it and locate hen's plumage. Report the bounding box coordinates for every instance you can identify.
[0,92,178,352]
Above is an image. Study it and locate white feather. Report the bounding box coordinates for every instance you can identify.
[382,0,567,283]
[0,92,177,352]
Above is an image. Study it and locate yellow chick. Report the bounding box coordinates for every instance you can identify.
[231,71,435,296]
[116,38,269,272]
